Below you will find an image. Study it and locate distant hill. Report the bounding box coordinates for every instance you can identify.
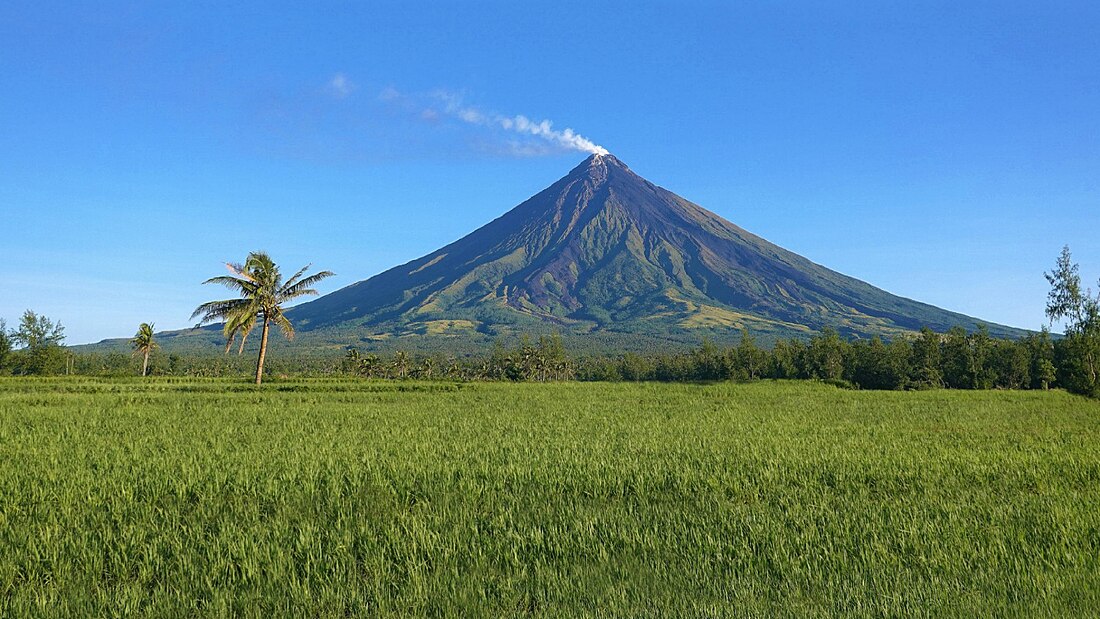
[87,153,1027,355]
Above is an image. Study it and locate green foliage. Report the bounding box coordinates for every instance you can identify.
[8,310,67,375]
[343,348,383,378]
[690,338,727,381]
[501,335,573,381]
[938,326,999,390]
[1,378,1098,615]
[768,338,802,379]
[910,327,943,388]
[1054,336,1100,398]
[734,329,766,380]
[848,337,910,391]
[1045,245,1088,329]
[990,338,1031,389]
[1024,328,1056,390]
[344,334,575,382]
[7,347,69,376]
[804,328,849,381]
[940,326,967,389]
[967,325,997,390]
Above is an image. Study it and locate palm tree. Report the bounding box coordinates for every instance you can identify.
[191,251,334,385]
[130,322,158,376]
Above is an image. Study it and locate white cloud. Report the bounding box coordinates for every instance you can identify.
[327,73,355,98]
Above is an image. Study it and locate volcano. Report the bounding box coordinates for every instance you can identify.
[283,154,1022,348]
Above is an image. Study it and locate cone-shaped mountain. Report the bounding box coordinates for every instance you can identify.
[289,153,1021,343]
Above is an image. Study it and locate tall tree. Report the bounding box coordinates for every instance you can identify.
[191,252,334,385]
[1045,246,1088,329]
[130,322,158,377]
[1045,246,1100,396]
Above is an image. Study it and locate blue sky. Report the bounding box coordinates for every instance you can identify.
[2,1,1098,344]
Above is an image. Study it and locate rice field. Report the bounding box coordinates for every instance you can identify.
[1,378,1098,617]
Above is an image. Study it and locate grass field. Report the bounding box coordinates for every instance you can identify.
[1,378,1098,617]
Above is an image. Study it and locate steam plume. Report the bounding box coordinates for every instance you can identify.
[499,115,608,155]
[412,90,608,156]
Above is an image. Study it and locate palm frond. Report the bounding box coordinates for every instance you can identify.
[223,309,257,335]
[279,271,335,300]
[272,313,296,340]
[282,264,312,289]
[190,298,253,322]
[202,275,258,295]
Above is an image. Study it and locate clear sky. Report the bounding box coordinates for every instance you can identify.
[2,1,1098,344]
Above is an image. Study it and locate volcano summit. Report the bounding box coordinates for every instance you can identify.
[280,154,1022,349]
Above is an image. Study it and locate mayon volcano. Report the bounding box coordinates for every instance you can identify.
[276,153,1022,350]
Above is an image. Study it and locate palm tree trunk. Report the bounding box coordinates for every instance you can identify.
[142,349,149,377]
[255,317,270,385]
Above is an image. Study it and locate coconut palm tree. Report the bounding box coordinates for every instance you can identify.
[191,251,334,385]
[130,322,158,376]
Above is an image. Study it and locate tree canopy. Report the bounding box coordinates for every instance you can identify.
[12,310,65,349]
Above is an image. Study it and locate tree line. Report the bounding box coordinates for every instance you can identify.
[2,246,1097,397]
[0,318,1089,397]
[335,326,1064,391]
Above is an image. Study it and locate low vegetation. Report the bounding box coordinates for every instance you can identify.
[1,378,1097,616]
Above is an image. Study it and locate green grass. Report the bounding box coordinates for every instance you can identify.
[1,378,1098,617]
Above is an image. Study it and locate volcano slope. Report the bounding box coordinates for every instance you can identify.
[265,154,1022,352]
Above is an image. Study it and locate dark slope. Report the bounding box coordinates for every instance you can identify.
[287,154,1024,343]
